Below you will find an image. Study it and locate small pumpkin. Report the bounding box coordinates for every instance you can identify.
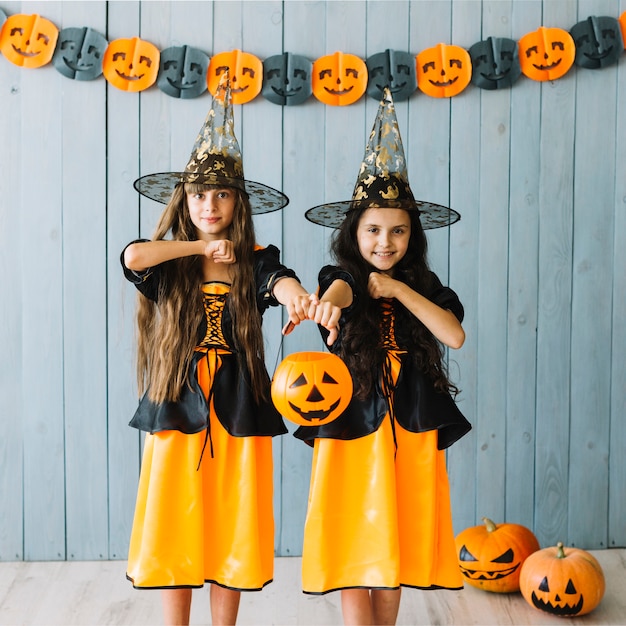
[455,517,540,592]
[103,37,160,92]
[207,49,262,104]
[271,351,352,426]
[520,542,605,617]
[0,13,58,68]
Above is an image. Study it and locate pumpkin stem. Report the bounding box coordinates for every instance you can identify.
[482,517,497,533]
[556,542,566,558]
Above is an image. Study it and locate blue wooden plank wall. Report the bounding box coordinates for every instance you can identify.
[0,0,624,562]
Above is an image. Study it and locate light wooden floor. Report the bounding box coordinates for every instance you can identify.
[0,551,624,625]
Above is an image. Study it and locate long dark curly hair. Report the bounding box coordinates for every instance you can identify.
[330,207,459,400]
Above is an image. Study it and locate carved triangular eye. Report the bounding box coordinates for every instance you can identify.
[459,545,478,562]
[565,579,577,594]
[491,548,514,563]
[322,371,338,384]
[539,576,550,592]
[290,373,308,388]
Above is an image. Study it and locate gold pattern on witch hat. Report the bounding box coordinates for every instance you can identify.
[305,87,460,229]
[133,71,288,213]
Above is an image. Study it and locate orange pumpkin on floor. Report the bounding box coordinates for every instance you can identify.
[271,352,352,426]
[520,542,605,617]
[455,517,540,592]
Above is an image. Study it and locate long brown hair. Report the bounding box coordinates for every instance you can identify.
[331,207,459,400]
[135,183,268,404]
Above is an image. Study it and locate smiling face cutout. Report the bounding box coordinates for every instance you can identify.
[570,16,623,69]
[271,352,352,426]
[157,45,209,99]
[207,49,262,104]
[416,43,472,98]
[103,37,159,91]
[469,37,521,90]
[312,52,367,105]
[262,52,312,105]
[366,49,417,101]
[519,27,575,81]
[0,13,58,68]
[52,27,107,80]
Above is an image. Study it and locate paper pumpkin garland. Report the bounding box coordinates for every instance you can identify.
[157,45,209,99]
[365,48,417,101]
[570,15,623,69]
[262,52,312,105]
[312,51,367,105]
[1,7,626,99]
[0,13,58,68]
[52,27,107,80]
[103,37,160,91]
[469,37,521,90]
[518,27,575,81]
[416,43,472,98]
[207,49,262,104]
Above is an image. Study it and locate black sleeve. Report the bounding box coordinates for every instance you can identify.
[254,245,299,312]
[120,239,161,302]
[428,272,464,323]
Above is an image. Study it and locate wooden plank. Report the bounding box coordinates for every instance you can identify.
[609,0,626,549]
[59,0,110,561]
[276,0,329,557]
[505,0,542,530]
[1,551,626,625]
[568,0,618,549]
[106,0,144,560]
[533,0,577,549]
[0,0,25,562]
[446,0,481,534]
[18,1,66,560]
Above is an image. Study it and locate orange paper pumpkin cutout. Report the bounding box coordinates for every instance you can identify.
[519,27,575,81]
[312,52,367,105]
[271,352,353,427]
[416,43,472,98]
[619,12,626,49]
[207,49,262,104]
[103,37,160,92]
[0,13,58,68]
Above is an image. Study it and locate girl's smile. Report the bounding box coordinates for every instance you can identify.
[187,188,236,240]
[356,207,411,274]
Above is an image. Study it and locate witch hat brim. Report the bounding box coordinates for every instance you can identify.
[304,87,460,229]
[133,72,289,214]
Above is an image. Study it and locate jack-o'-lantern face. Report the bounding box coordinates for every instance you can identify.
[519,27,575,81]
[157,45,209,99]
[312,52,367,106]
[207,49,262,104]
[416,43,472,98]
[271,352,353,427]
[366,49,416,101]
[262,52,312,106]
[570,16,623,69]
[52,27,107,81]
[469,37,521,90]
[0,13,58,68]
[520,543,606,617]
[103,37,159,92]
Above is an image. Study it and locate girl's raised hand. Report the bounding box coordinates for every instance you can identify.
[367,271,399,299]
[205,239,236,264]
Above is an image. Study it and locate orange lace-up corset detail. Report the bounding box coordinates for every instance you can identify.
[380,298,400,350]
[197,282,230,351]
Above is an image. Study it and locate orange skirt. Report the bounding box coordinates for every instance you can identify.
[302,381,463,593]
[126,350,275,590]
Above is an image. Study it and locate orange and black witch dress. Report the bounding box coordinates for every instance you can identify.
[121,243,295,591]
[294,266,472,595]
